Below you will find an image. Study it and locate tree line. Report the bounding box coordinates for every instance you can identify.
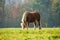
[0,0,60,27]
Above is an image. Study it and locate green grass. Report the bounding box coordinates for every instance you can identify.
[0,28,60,40]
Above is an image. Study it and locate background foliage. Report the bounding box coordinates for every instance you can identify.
[0,0,60,27]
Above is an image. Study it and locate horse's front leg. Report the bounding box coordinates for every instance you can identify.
[33,21,36,30]
[26,22,29,30]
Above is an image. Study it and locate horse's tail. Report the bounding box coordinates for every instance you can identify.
[22,11,29,23]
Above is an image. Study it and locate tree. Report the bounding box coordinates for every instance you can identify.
[0,0,5,27]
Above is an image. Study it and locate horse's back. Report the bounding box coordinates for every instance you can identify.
[30,12,40,20]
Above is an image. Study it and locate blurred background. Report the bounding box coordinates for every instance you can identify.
[0,0,60,28]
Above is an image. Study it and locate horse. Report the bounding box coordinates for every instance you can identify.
[21,11,41,30]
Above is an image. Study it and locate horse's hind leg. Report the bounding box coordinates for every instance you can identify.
[37,20,41,29]
[33,21,36,30]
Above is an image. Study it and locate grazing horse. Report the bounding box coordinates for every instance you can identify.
[21,11,41,30]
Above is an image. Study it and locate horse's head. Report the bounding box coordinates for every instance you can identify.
[21,22,25,29]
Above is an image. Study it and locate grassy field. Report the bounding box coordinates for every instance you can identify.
[0,28,60,40]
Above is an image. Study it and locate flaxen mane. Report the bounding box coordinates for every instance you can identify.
[21,11,29,23]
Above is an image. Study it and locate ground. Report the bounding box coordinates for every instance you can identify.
[0,28,60,40]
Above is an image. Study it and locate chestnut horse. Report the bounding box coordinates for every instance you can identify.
[21,11,41,30]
